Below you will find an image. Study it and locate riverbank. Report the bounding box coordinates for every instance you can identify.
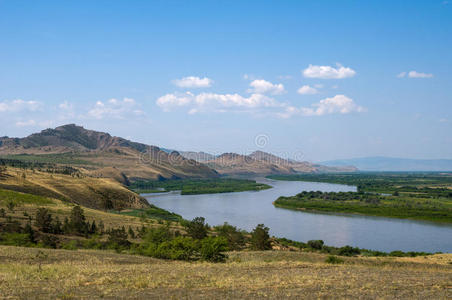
[130,178,272,195]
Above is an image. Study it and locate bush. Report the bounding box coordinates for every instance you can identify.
[200,236,228,262]
[0,233,34,247]
[325,255,344,264]
[185,217,209,240]
[152,237,199,261]
[39,234,59,248]
[250,224,271,250]
[107,227,131,251]
[142,226,173,245]
[62,240,79,250]
[214,222,245,251]
[307,240,324,250]
[338,245,361,256]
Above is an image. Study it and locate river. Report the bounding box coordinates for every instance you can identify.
[144,178,452,253]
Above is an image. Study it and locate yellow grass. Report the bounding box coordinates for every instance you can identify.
[0,246,450,299]
[0,167,148,210]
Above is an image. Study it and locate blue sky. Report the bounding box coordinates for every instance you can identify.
[0,0,451,161]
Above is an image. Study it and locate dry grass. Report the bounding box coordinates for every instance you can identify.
[0,246,450,299]
[0,167,148,209]
[0,187,181,232]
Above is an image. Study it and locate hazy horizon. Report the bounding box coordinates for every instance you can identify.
[1,1,451,161]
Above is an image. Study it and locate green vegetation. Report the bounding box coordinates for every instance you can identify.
[112,205,182,221]
[0,189,54,206]
[269,173,452,223]
[0,153,94,165]
[274,190,452,222]
[129,178,271,195]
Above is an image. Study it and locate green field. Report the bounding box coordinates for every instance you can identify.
[130,178,272,195]
[269,173,452,222]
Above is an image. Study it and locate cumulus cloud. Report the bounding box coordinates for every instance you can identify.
[0,99,42,112]
[303,64,356,79]
[157,92,282,114]
[172,76,213,88]
[279,95,366,118]
[398,71,433,78]
[297,85,318,95]
[157,91,365,118]
[248,79,285,95]
[87,98,144,119]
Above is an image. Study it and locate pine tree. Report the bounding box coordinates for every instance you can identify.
[34,208,53,233]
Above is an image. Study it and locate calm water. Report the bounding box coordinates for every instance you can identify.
[145,178,452,253]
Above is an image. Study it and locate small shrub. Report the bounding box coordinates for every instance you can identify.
[338,245,361,256]
[307,240,324,250]
[250,224,271,250]
[325,255,344,264]
[200,236,228,262]
[62,240,78,250]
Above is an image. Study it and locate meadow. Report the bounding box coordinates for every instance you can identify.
[0,246,450,299]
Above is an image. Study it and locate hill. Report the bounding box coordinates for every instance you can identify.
[201,151,357,176]
[0,124,218,181]
[321,156,452,171]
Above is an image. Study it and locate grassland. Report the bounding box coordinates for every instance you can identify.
[130,178,271,195]
[269,173,452,223]
[0,246,450,299]
[0,166,148,210]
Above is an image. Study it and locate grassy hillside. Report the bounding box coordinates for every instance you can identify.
[0,246,450,299]
[0,167,148,210]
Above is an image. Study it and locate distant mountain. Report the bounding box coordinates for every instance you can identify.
[196,150,357,176]
[0,124,218,180]
[179,151,217,162]
[321,156,452,171]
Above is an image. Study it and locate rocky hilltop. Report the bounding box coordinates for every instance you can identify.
[0,124,218,181]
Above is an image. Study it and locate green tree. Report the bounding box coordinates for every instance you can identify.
[215,222,245,251]
[185,217,208,240]
[52,216,63,234]
[69,205,87,235]
[250,224,271,250]
[34,208,53,233]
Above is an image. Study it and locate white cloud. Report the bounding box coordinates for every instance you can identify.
[439,118,449,123]
[248,79,285,95]
[398,71,433,78]
[157,91,365,119]
[279,95,366,118]
[172,76,213,88]
[303,64,356,79]
[297,85,318,95]
[157,92,282,114]
[87,98,144,119]
[0,99,42,112]
[408,71,433,78]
